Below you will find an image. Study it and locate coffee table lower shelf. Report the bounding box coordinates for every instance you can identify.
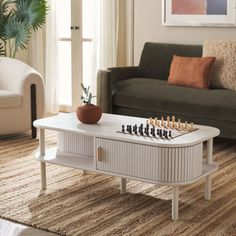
[35,146,218,186]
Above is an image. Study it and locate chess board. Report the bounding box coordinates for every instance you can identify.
[117,116,198,140]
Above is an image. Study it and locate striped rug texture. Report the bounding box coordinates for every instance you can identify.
[0,131,236,236]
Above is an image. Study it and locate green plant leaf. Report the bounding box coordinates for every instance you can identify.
[0,0,13,40]
[81,83,86,93]
[0,41,5,56]
[4,15,30,50]
[88,92,92,104]
[15,0,48,31]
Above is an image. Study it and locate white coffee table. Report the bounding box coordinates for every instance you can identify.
[33,113,220,220]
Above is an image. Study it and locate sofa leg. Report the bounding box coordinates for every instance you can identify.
[31,84,37,138]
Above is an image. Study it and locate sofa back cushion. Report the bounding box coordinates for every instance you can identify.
[203,40,236,91]
[138,42,203,80]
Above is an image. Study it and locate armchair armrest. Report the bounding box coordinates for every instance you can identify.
[97,66,138,113]
[0,57,44,119]
[0,57,43,94]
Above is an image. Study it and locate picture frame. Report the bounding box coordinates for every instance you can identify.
[162,0,236,27]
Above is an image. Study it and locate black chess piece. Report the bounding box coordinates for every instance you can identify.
[159,129,163,138]
[165,132,168,139]
[134,125,138,134]
[127,125,132,134]
[139,126,142,134]
[152,129,156,137]
[169,130,172,137]
[151,127,155,136]
[122,125,125,133]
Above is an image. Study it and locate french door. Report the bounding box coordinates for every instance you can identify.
[56,0,97,111]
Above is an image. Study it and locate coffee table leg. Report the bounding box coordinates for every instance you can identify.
[205,138,213,200]
[41,162,46,190]
[120,178,127,195]
[172,186,179,221]
[39,128,46,190]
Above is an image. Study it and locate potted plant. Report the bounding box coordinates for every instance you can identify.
[0,0,47,58]
[76,83,102,124]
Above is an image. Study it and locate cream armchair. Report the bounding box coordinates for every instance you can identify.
[0,57,44,138]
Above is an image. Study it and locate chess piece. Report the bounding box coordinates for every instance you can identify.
[178,119,181,129]
[161,117,164,126]
[149,117,153,125]
[133,124,138,134]
[185,121,188,130]
[128,126,132,134]
[155,117,158,126]
[122,125,125,133]
[169,130,172,137]
[172,116,175,128]
[167,116,170,128]
[163,130,167,137]
[151,127,155,137]
[165,132,168,139]
[139,126,142,133]
[159,129,163,137]
[145,128,149,136]
[190,122,194,131]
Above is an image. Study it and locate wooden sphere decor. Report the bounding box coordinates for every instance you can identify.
[76,104,102,124]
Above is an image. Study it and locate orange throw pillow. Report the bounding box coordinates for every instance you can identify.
[168,55,215,89]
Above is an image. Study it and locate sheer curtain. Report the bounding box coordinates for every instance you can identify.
[91,0,118,97]
[29,0,59,114]
[92,0,133,96]
[30,0,133,111]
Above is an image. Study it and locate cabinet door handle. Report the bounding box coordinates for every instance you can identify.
[97,146,102,162]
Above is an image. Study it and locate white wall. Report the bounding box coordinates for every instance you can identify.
[134,0,236,65]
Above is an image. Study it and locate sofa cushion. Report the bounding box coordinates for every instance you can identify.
[168,55,215,89]
[138,42,202,80]
[203,40,236,90]
[0,89,21,108]
[113,78,236,122]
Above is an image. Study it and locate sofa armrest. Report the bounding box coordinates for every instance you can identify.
[97,66,138,113]
[108,66,139,84]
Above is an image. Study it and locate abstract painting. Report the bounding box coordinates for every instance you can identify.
[162,0,235,26]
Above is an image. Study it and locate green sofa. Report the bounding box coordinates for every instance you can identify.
[97,42,236,139]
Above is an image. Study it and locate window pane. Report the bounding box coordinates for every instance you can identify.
[58,41,72,105]
[82,0,94,39]
[83,42,93,89]
[56,0,71,38]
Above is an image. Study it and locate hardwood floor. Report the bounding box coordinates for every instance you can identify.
[0,219,58,236]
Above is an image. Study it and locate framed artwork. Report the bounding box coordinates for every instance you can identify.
[162,0,236,26]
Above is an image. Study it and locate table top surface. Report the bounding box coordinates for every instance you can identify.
[34,113,220,147]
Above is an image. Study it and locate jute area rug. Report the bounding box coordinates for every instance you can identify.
[0,131,236,236]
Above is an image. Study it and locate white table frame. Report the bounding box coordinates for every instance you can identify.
[34,113,219,221]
